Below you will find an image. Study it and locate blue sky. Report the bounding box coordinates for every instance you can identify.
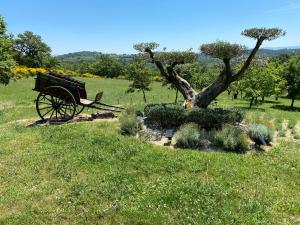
[1,0,300,55]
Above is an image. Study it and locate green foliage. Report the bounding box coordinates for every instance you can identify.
[282,55,300,106]
[247,124,274,145]
[144,104,186,128]
[185,107,244,129]
[133,42,159,52]
[242,28,286,41]
[178,63,219,91]
[212,125,249,153]
[154,50,197,64]
[88,54,125,78]
[239,59,283,106]
[201,41,246,60]
[119,107,139,136]
[174,123,207,149]
[144,104,244,129]
[14,31,52,68]
[0,15,15,85]
[126,58,152,102]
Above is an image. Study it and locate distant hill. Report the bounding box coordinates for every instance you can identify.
[56,51,135,63]
[56,48,300,64]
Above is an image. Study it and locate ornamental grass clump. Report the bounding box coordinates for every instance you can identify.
[247,124,274,145]
[212,125,249,153]
[120,108,140,136]
[174,123,207,149]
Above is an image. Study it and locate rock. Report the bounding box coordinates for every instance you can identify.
[138,128,163,141]
[91,111,116,119]
[71,115,93,122]
[199,139,212,149]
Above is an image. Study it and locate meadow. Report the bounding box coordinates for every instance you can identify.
[0,77,299,224]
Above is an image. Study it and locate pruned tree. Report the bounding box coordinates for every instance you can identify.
[134,28,285,108]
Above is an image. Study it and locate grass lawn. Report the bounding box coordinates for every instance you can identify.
[0,77,299,224]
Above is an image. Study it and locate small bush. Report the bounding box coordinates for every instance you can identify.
[120,108,140,136]
[186,107,244,129]
[247,124,273,145]
[174,123,207,149]
[144,104,185,128]
[212,126,249,153]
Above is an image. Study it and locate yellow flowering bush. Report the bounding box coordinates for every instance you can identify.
[82,73,98,78]
[152,75,162,82]
[14,66,99,79]
[14,66,47,79]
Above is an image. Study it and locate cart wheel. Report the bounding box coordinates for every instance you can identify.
[75,104,85,115]
[36,86,76,122]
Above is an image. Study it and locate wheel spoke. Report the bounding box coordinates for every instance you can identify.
[38,101,53,106]
[39,106,53,110]
[49,109,55,120]
[42,108,54,117]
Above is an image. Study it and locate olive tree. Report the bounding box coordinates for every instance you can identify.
[0,16,15,85]
[134,28,285,108]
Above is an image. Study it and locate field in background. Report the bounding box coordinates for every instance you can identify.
[0,77,299,224]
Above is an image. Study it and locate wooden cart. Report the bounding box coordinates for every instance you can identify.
[33,73,124,122]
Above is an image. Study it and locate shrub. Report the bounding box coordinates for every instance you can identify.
[212,125,249,153]
[247,124,274,145]
[144,104,185,128]
[185,107,244,129]
[144,104,244,129]
[119,108,140,136]
[174,123,207,149]
[14,66,98,79]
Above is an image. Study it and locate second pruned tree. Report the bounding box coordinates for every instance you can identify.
[134,28,285,108]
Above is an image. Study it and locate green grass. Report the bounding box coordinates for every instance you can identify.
[0,78,300,224]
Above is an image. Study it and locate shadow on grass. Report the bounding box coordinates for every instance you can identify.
[262,100,281,104]
[271,105,300,112]
[235,106,266,112]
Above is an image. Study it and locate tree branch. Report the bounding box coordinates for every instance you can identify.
[223,58,232,77]
[145,48,168,78]
[233,38,264,80]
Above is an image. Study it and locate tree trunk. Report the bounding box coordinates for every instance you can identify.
[174,88,179,104]
[234,92,238,99]
[194,73,231,108]
[291,97,295,108]
[249,97,254,108]
[262,96,265,102]
[142,90,147,103]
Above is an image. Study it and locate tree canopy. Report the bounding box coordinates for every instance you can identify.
[14,31,52,68]
[0,16,15,85]
[282,55,300,107]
